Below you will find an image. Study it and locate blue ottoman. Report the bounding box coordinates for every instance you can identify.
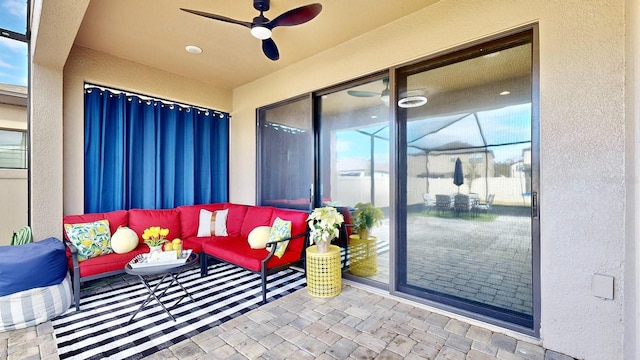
[0,237,72,331]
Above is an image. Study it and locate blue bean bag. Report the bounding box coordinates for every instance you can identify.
[0,237,68,296]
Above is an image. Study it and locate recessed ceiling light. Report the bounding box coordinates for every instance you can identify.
[370,115,378,119]
[185,45,202,54]
[500,91,511,96]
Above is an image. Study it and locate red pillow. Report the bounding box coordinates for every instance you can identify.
[62,210,128,241]
[177,203,226,238]
[271,208,309,236]
[240,206,274,238]
[128,209,182,244]
[270,208,310,254]
[225,203,248,237]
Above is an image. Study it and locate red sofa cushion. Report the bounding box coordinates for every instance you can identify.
[128,208,182,244]
[202,237,301,272]
[270,208,309,253]
[182,235,219,253]
[177,203,226,239]
[225,203,248,237]
[62,210,128,241]
[71,243,148,277]
[240,206,274,238]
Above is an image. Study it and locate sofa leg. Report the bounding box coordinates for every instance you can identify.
[200,253,208,276]
[73,272,80,311]
[261,270,267,304]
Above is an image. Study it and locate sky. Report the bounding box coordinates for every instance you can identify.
[0,0,27,87]
[336,103,532,164]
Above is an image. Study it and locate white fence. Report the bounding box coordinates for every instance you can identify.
[334,175,530,208]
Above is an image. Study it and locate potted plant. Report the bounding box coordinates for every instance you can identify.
[353,202,384,240]
[307,206,344,253]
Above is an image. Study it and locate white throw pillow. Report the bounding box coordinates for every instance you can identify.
[197,209,214,237]
[248,226,271,249]
[214,209,228,236]
[110,226,138,254]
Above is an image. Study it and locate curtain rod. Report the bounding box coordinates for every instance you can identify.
[84,83,229,118]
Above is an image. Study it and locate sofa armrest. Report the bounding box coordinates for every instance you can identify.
[262,231,308,265]
[62,237,80,273]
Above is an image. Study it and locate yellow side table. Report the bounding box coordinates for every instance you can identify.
[349,235,377,277]
[306,244,342,298]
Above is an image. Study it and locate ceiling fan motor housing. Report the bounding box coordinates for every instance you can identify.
[254,0,270,12]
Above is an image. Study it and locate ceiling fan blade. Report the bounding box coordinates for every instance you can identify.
[262,38,280,61]
[268,3,322,28]
[180,8,252,28]
[348,90,379,97]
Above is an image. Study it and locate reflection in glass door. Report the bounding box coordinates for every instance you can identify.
[317,75,390,285]
[397,31,538,330]
[257,96,313,211]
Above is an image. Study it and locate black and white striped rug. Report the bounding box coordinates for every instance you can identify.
[52,263,306,360]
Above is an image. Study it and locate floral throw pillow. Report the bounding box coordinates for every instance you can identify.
[64,219,113,261]
[268,217,291,258]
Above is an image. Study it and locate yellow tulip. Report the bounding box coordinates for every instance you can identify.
[160,228,169,237]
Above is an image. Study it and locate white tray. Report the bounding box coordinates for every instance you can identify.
[128,249,192,268]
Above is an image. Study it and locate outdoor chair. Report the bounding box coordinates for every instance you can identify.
[454,194,474,217]
[435,194,453,215]
[422,193,435,213]
[476,194,495,214]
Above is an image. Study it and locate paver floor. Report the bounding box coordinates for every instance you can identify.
[2,283,574,360]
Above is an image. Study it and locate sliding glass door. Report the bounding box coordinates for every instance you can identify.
[257,96,313,211]
[396,31,539,331]
[317,75,390,284]
[256,29,539,333]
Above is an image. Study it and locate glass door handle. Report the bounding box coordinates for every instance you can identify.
[532,191,538,218]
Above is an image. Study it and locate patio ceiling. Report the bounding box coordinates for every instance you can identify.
[74,0,439,90]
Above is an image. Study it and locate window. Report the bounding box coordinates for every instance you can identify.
[0,129,26,168]
[469,153,482,163]
[0,0,28,86]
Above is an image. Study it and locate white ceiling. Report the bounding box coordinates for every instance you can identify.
[74,0,439,90]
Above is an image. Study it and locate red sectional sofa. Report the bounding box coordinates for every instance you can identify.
[63,203,309,310]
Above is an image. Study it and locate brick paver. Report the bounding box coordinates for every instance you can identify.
[2,284,577,360]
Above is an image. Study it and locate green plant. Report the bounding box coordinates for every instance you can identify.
[353,202,384,239]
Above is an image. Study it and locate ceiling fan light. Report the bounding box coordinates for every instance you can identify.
[398,95,428,108]
[251,26,272,39]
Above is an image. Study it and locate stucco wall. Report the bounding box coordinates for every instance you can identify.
[0,103,28,246]
[62,46,233,215]
[624,0,640,357]
[230,1,627,358]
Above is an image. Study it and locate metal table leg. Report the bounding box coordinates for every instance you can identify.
[127,269,194,324]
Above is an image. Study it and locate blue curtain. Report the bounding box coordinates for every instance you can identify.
[84,87,229,212]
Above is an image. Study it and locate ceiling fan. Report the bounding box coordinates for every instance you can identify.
[348,77,390,100]
[180,0,322,61]
[348,78,428,108]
